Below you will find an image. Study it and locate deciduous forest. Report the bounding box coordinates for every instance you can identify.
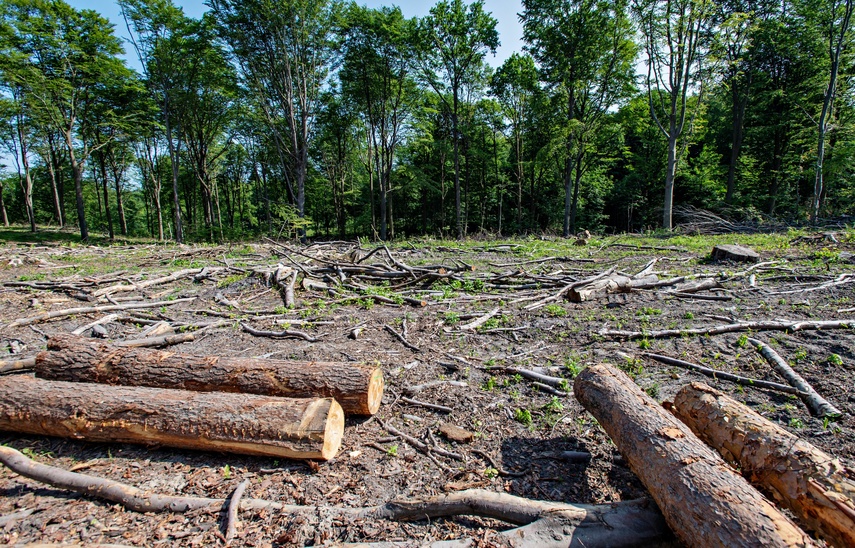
[1,0,854,243]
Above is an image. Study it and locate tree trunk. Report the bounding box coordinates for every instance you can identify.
[64,130,88,242]
[0,179,8,226]
[663,131,678,230]
[0,375,343,460]
[724,89,748,205]
[38,335,383,416]
[574,364,814,548]
[672,382,855,548]
[453,88,462,240]
[164,108,184,243]
[97,151,114,240]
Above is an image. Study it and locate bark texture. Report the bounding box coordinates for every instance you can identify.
[37,334,383,415]
[0,376,344,460]
[672,382,855,548]
[574,364,814,548]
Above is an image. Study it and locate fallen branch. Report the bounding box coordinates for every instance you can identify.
[644,353,805,396]
[574,364,814,547]
[115,332,196,348]
[457,307,500,331]
[384,324,421,352]
[71,313,120,336]
[225,479,250,544]
[241,322,320,342]
[673,383,855,548]
[0,356,35,375]
[600,319,855,340]
[93,268,217,297]
[0,445,670,547]
[401,396,453,414]
[380,420,464,461]
[6,297,197,329]
[747,338,843,418]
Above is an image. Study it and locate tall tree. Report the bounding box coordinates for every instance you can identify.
[416,0,498,239]
[522,0,636,236]
[120,0,191,242]
[491,53,538,231]
[210,0,338,240]
[811,0,854,221]
[635,0,715,229]
[2,0,137,241]
[341,4,415,241]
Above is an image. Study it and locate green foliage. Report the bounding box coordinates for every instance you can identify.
[828,353,843,366]
[513,407,533,426]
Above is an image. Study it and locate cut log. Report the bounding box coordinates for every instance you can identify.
[574,364,814,548]
[711,244,760,263]
[672,382,855,548]
[36,334,383,416]
[567,274,659,302]
[0,376,343,460]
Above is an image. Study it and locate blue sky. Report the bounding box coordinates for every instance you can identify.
[74,0,525,69]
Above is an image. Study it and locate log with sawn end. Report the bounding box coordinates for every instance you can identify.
[0,376,344,460]
[672,382,855,548]
[574,363,815,548]
[36,334,383,415]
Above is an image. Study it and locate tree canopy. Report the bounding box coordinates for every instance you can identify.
[0,0,852,241]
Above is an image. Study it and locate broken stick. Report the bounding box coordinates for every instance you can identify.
[0,376,344,460]
[747,338,843,418]
[574,364,814,547]
[673,382,855,548]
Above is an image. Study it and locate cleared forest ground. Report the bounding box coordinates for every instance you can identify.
[0,228,854,546]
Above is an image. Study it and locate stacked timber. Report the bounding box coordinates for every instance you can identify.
[0,335,385,461]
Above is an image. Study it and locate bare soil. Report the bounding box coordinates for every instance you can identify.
[0,232,853,546]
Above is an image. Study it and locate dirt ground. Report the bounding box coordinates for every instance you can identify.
[0,230,853,546]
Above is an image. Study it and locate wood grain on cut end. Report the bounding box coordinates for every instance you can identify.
[0,376,343,460]
[321,399,345,460]
[366,369,384,415]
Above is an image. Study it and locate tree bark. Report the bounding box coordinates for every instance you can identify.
[672,382,855,548]
[37,334,383,416]
[0,375,344,460]
[574,364,814,548]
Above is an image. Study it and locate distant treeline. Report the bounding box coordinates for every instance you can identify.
[0,0,853,242]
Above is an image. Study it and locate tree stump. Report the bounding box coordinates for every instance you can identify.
[711,244,760,263]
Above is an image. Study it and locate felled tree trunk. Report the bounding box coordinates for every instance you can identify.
[37,334,383,415]
[672,382,855,548]
[0,376,343,460]
[567,274,659,302]
[574,364,814,548]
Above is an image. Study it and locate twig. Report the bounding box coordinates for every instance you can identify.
[404,380,468,395]
[241,323,320,342]
[644,353,806,396]
[384,324,421,352]
[225,479,250,544]
[71,314,120,336]
[380,421,463,461]
[401,397,453,414]
[748,338,843,418]
[472,449,525,477]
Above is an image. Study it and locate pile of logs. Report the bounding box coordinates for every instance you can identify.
[575,363,854,547]
[0,335,384,461]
